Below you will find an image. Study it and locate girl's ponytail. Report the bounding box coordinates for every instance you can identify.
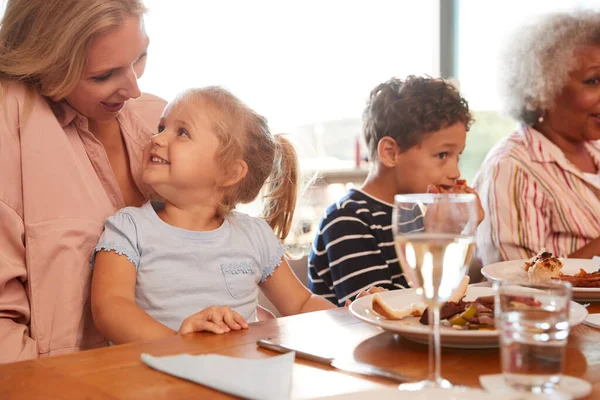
[260,135,299,241]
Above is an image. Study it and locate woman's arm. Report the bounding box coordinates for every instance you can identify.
[0,86,38,362]
[0,201,38,362]
[259,258,335,316]
[91,251,175,344]
[475,158,549,264]
[567,238,600,258]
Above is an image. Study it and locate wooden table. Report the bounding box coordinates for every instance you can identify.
[1,304,598,399]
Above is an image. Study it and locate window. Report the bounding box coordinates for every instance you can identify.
[140,1,441,255]
[141,0,439,169]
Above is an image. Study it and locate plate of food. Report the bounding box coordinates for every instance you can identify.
[349,278,588,349]
[481,250,600,301]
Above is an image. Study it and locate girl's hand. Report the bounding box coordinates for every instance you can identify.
[178,305,249,335]
[344,286,388,307]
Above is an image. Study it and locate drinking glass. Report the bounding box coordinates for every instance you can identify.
[494,281,571,395]
[392,193,478,391]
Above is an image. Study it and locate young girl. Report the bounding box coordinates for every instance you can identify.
[90,87,338,344]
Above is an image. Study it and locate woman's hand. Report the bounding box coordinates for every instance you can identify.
[345,286,389,307]
[179,305,249,335]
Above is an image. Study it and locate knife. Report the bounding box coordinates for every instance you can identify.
[256,338,412,383]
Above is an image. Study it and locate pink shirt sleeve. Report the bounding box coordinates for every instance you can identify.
[0,86,38,362]
[476,157,549,265]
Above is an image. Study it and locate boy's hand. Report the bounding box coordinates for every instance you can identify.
[448,183,485,225]
[427,182,485,226]
[179,306,249,335]
[344,286,388,307]
[459,186,485,225]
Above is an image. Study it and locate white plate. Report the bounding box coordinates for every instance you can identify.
[349,286,588,349]
[481,258,600,301]
[583,313,600,329]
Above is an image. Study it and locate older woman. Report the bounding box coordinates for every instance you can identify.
[0,0,165,362]
[474,11,600,265]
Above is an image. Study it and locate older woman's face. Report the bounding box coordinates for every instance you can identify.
[65,15,149,122]
[549,45,600,141]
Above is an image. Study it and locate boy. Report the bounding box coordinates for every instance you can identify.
[308,76,480,306]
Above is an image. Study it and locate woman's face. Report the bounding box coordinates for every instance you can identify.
[65,15,149,122]
[546,44,600,141]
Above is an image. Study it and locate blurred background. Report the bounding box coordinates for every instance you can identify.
[134,0,598,261]
[3,0,598,265]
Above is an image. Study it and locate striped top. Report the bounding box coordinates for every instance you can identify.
[473,124,600,265]
[308,189,423,306]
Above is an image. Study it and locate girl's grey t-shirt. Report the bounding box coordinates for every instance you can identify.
[92,201,285,331]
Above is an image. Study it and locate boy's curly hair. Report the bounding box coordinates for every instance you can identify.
[362,76,473,161]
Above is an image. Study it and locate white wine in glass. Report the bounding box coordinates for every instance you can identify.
[392,193,478,391]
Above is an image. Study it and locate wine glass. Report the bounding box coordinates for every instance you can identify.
[392,193,478,391]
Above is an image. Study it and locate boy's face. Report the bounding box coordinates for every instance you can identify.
[391,122,466,193]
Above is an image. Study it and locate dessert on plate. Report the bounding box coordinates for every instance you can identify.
[524,249,563,284]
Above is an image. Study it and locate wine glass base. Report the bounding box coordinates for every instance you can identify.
[398,378,453,391]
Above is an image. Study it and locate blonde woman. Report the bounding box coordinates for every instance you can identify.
[474,11,600,265]
[0,0,166,362]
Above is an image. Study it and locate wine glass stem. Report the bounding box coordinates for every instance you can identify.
[428,305,442,385]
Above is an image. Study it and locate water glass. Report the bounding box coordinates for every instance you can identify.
[494,281,572,395]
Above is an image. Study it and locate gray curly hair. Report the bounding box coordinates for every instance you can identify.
[499,10,600,125]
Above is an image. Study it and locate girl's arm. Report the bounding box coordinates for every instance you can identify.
[91,251,175,344]
[259,258,335,316]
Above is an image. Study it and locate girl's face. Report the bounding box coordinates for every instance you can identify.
[64,15,149,122]
[142,99,224,204]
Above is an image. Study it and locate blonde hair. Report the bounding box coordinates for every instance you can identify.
[177,87,299,241]
[0,0,146,101]
[499,10,600,125]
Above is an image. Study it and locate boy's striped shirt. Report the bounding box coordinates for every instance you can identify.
[308,189,423,306]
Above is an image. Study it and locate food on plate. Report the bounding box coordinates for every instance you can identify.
[370,275,542,331]
[559,269,600,287]
[419,299,472,325]
[420,298,495,329]
[371,276,469,321]
[449,275,470,302]
[421,295,540,330]
[525,249,563,283]
[371,293,425,320]
[525,249,600,287]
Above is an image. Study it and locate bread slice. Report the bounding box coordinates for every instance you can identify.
[371,275,470,320]
[372,294,424,320]
[448,275,470,303]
